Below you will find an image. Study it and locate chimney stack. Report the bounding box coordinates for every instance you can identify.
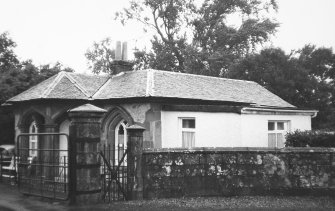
[110,41,133,75]
[122,42,128,60]
[115,41,122,60]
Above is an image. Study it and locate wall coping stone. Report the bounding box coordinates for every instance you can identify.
[143,147,335,153]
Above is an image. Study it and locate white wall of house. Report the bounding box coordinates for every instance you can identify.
[161,111,312,148]
[59,120,70,157]
[240,114,311,147]
[161,111,242,148]
[58,119,69,180]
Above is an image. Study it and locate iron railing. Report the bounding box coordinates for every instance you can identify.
[17,133,69,200]
[100,143,128,202]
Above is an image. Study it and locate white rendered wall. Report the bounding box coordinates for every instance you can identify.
[161,111,312,148]
[58,119,70,179]
[59,120,70,157]
[161,111,242,148]
[240,114,311,147]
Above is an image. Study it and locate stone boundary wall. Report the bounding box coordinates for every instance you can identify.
[142,148,335,199]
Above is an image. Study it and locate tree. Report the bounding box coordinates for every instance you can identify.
[298,44,335,81]
[0,61,73,144]
[85,38,116,74]
[0,61,74,104]
[38,62,74,82]
[116,0,195,72]
[229,46,335,129]
[296,45,335,129]
[229,48,316,105]
[0,32,74,144]
[0,32,19,72]
[115,0,278,75]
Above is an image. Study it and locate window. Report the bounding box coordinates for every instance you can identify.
[180,118,195,148]
[268,121,289,148]
[115,120,128,163]
[115,120,128,147]
[29,121,38,157]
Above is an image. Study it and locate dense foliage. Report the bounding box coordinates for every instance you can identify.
[0,32,19,72]
[285,130,335,148]
[84,0,335,130]
[229,46,335,129]
[115,0,279,75]
[0,32,73,144]
[85,38,116,74]
[85,0,278,74]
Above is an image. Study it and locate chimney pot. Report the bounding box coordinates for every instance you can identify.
[115,41,122,60]
[110,41,133,75]
[122,42,128,61]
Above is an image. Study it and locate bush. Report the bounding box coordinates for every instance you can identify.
[285,130,335,147]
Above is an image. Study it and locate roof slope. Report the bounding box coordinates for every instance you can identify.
[7,69,295,108]
[8,72,109,102]
[94,69,294,108]
[151,70,294,108]
[94,70,148,99]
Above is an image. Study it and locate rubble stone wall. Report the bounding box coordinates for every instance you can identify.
[142,148,335,199]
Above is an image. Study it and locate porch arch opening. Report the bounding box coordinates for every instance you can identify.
[18,109,45,133]
[17,110,45,159]
[102,106,134,146]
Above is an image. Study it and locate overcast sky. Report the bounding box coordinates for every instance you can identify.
[1,0,335,74]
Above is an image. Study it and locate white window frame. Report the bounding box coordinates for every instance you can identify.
[179,117,196,148]
[114,120,128,164]
[268,120,290,148]
[115,120,128,147]
[29,121,38,157]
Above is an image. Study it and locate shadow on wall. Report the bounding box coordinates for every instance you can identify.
[0,111,14,145]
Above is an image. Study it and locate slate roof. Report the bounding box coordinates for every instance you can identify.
[7,69,295,108]
[8,72,109,101]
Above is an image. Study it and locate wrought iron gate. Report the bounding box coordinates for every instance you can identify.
[100,143,128,202]
[17,133,69,200]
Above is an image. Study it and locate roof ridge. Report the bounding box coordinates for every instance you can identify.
[64,72,91,98]
[67,72,109,78]
[145,69,154,96]
[146,69,257,84]
[91,72,126,98]
[41,72,66,98]
[92,77,111,98]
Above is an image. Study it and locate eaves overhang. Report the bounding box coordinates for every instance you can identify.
[241,107,318,118]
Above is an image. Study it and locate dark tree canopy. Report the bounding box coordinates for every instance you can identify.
[298,45,335,81]
[0,32,19,72]
[84,0,334,130]
[0,32,74,144]
[0,61,73,104]
[229,46,335,129]
[85,38,116,74]
[114,0,279,75]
